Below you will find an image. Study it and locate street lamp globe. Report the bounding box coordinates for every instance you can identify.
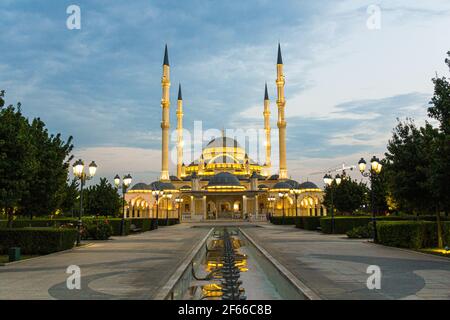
[88,161,98,177]
[358,158,367,173]
[114,174,121,187]
[73,159,84,178]
[123,174,132,187]
[323,174,332,186]
[370,156,379,172]
[335,174,342,186]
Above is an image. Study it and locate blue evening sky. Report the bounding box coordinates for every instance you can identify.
[1,0,450,185]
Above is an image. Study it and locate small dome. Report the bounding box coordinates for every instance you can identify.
[267,174,279,181]
[285,179,300,189]
[207,172,242,188]
[170,175,181,181]
[272,181,292,190]
[299,181,319,189]
[149,181,177,191]
[130,183,151,191]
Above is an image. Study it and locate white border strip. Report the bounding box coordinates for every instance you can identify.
[153,228,214,300]
[240,228,322,300]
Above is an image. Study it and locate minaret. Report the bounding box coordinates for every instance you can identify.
[160,44,171,181]
[276,43,288,180]
[176,83,184,179]
[263,83,271,176]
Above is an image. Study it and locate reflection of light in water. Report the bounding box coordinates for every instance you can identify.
[200,235,248,299]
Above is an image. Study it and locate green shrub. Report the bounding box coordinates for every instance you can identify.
[320,217,372,234]
[157,218,180,226]
[130,218,158,232]
[0,228,77,254]
[0,220,7,229]
[295,217,321,230]
[376,221,438,249]
[347,225,373,239]
[85,220,113,240]
[269,216,297,225]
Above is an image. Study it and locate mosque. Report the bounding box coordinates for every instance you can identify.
[124,45,326,221]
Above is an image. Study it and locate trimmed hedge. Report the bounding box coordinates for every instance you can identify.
[295,217,322,230]
[0,228,77,254]
[320,216,409,234]
[269,216,297,225]
[320,217,372,234]
[157,218,180,227]
[130,218,158,232]
[377,221,450,249]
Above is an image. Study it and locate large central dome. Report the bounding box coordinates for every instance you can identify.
[206,137,240,149]
[184,135,263,177]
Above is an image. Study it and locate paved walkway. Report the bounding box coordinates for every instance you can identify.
[243,224,450,300]
[0,225,210,300]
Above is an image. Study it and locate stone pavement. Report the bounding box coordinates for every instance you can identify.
[0,224,210,300]
[243,224,450,300]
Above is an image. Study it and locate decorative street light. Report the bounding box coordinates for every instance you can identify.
[278,192,289,224]
[165,193,173,225]
[72,159,98,246]
[114,174,132,236]
[323,173,342,234]
[267,196,276,220]
[358,156,383,242]
[175,197,184,222]
[151,190,164,229]
[290,189,301,217]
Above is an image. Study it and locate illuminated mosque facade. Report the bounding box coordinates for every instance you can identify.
[124,45,326,221]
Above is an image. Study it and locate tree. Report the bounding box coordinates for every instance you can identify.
[323,177,368,215]
[370,159,390,215]
[0,92,37,227]
[84,178,121,217]
[384,119,436,215]
[19,117,74,218]
[0,90,73,225]
[59,179,79,216]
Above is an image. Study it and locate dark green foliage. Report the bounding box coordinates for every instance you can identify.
[157,218,180,226]
[269,216,297,225]
[85,220,113,240]
[130,218,158,231]
[347,225,373,239]
[376,221,443,249]
[84,178,121,217]
[323,177,369,215]
[321,217,372,234]
[295,216,321,230]
[0,228,77,254]
[0,91,73,224]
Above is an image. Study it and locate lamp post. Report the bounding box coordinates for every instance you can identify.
[175,197,184,222]
[278,192,289,224]
[358,156,382,242]
[114,174,132,236]
[165,193,173,225]
[323,173,342,234]
[290,189,301,217]
[72,159,98,246]
[267,196,275,220]
[152,190,164,229]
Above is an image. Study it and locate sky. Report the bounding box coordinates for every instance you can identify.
[1,0,450,187]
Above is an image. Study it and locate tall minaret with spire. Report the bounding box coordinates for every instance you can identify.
[176,83,184,179]
[276,43,288,180]
[263,83,272,176]
[160,44,171,181]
